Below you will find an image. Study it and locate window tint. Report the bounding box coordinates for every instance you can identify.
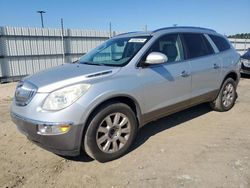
[182,33,214,59]
[146,34,184,62]
[209,35,231,52]
[203,36,215,54]
[80,36,150,66]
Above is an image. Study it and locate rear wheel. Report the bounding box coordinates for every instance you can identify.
[210,78,237,112]
[83,102,137,162]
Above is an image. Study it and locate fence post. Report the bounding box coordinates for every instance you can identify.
[244,37,247,53]
[61,18,65,64]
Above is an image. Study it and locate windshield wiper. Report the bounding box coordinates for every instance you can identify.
[81,62,111,66]
[71,59,79,64]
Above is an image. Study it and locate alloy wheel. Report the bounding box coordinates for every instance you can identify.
[222,83,235,108]
[96,113,131,153]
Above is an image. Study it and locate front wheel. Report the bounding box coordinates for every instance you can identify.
[83,102,137,162]
[210,78,237,112]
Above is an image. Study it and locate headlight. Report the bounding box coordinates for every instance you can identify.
[242,59,250,67]
[42,83,90,111]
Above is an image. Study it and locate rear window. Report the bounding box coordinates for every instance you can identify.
[182,33,214,59]
[209,35,231,52]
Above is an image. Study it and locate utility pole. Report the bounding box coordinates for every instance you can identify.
[37,10,46,28]
[109,22,112,38]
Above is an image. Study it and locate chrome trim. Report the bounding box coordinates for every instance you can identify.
[15,81,37,106]
[86,70,112,78]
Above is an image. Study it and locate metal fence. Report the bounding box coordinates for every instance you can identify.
[0,26,250,82]
[228,38,250,55]
[0,26,111,82]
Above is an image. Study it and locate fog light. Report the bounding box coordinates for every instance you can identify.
[59,125,70,133]
[37,124,71,135]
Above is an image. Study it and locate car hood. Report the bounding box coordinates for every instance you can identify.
[241,49,250,60]
[23,63,121,93]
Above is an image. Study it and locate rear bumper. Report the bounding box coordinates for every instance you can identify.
[11,112,82,156]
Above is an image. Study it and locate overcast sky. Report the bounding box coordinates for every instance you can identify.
[0,0,249,35]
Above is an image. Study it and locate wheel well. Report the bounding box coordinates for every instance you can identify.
[224,72,238,82]
[89,96,139,118]
[216,71,238,100]
[81,96,140,148]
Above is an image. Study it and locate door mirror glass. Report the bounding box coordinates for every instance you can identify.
[145,52,168,65]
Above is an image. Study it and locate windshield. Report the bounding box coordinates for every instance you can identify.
[78,36,151,66]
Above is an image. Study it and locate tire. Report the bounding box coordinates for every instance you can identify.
[83,102,138,162]
[210,78,237,112]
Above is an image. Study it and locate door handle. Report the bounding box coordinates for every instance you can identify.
[213,63,220,69]
[181,70,190,77]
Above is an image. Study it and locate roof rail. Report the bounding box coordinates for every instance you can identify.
[115,31,148,37]
[153,26,216,33]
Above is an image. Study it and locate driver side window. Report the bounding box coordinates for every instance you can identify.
[147,33,184,63]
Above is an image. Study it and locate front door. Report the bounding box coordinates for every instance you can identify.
[139,33,192,122]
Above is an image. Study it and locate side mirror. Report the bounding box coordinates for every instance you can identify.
[145,52,168,65]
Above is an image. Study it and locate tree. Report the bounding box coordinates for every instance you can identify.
[228,33,250,39]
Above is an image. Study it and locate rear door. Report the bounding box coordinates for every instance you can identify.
[181,33,222,99]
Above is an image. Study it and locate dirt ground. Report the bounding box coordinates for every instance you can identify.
[0,77,250,188]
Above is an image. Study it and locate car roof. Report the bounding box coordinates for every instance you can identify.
[115,26,217,38]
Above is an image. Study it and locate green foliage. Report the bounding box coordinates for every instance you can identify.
[228,33,250,39]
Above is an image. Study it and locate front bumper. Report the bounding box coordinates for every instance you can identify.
[11,112,82,156]
[241,62,250,75]
[241,68,250,75]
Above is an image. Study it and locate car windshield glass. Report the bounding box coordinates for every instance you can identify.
[78,36,150,66]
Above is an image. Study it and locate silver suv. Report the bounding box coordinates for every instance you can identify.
[11,27,240,162]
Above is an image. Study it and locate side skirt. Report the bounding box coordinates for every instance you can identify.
[139,89,219,127]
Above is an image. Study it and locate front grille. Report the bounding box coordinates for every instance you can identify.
[15,81,37,106]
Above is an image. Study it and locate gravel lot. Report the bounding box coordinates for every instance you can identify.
[0,76,250,188]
